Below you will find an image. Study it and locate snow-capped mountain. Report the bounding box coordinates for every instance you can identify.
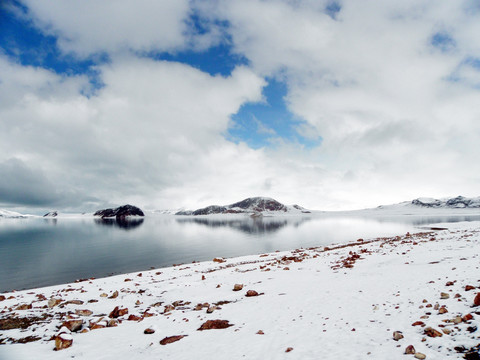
[0,209,27,218]
[377,196,480,210]
[176,197,310,216]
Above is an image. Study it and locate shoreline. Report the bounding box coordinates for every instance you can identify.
[1,221,479,359]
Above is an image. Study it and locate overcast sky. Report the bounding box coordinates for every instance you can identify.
[1,0,479,213]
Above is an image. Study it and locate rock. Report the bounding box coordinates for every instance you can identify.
[75,309,93,316]
[44,211,58,218]
[245,290,259,297]
[405,345,416,354]
[474,293,480,306]
[54,333,73,350]
[440,292,450,299]
[144,328,155,334]
[197,319,233,330]
[61,319,83,332]
[48,298,62,308]
[463,313,473,322]
[206,306,216,314]
[414,353,426,359]
[465,285,476,291]
[109,290,119,299]
[64,300,84,305]
[109,306,128,318]
[89,320,107,330]
[0,295,5,301]
[285,347,294,353]
[107,319,118,327]
[127,314,142,321]
[16,303,32,310]
[412,321,425,327]
[446,281,455,286]
[442,328,452,335]
[393,331,404,341]
[438,306,448,314]
[99,293,108,298]
[160,335,187,345]
[213,258,226,263]
[94,205,144,219]
[256,330,264,335]
[233,284,244,291]
[453,316,463,324]
[424,327,443,337]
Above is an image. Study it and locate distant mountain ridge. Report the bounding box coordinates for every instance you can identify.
[175,197,310,216]
[378,196,480,209]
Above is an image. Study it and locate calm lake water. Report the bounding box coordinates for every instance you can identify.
[1,214,479,292]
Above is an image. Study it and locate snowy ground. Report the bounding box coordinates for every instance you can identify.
[1,221,479,360]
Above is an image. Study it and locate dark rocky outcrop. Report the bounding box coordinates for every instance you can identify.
[43,211,58,217]
[411,196,480,208]
[94,205,144,219]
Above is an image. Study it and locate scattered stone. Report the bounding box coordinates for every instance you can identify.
[412,321,425,327]
[213,258,226,263]
[393,331,404,341]
[54,333,73,351]
[446,281,455,286]
[127,314,142,321]
[285,347,294,353]
[440,292,450,299]
[109,306,128,318]
[453,316,463,324]
[405,345,416,354]
[0,295,5,301]
[463,313,474,322]
[465,285,476,291]
[438,306,448,314]
[144,328,155,334]
[160,335,187,345]
[15,303,32,310]
[206,306,216,314]
[256,330,264,335]
[414,352,426,359]
[64,300,84,305]
[442,328,451,335]
[233,284,244,291]
[48,298,62,308]
[99,293,108,298]
[90,320,107,330]
[109,291,119,299]
[61,319,83,332]
[75,309,93,316]
[473,293,480,306]
[107,319,118,327]
[245,290,259,297]
[424,327,443,338]
[197,319,233,330]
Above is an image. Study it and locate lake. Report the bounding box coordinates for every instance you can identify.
[1,213,479,292]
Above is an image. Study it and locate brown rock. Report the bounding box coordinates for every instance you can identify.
[440,292,449,299]
[62,319,83,332]
[75,309,93,317]
[446,281,454,286]
[393,331,404,341]
[245,290,259,297]
[442,328,451,335]
[453,316,463,324]
[213,258,226,263]
[424,327,443,337]
[474,293,480,306]
[405,345,416,354]
[109,306,128,318]
[64,300,84,305]
[0,295,5,301]
[233,284,244,291]
[54,333,73,351]
[412,321,425,327]
[256,330,264,335]
[465,285,476,291]
[99,293,108,298]
[48,298,62,308]
[160,335,187,345]
[109,291,119,299]
[463,313,473,322]
[206,306,216,314]
[144,328,155,334]
[127,314,142,321]
[438,306,448,314]
[16,303,32,310]
[414,353,426,359]
[107,319,118,327]
[285,347,294,353]
[197,319,233,330]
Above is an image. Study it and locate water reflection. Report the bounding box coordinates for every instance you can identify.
[175,216,311,235]
[94,217,144,230]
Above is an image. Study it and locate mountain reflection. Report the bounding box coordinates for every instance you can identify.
[175,216,311,235]
[94,217,144,230]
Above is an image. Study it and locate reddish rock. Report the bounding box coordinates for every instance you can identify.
[445,281,454,286]
[36,294,47,301]
[463,313,474,322]
[109,291,119,299]
[474,293,480,306]
[285,347,294,353]
[412,321,425,327]
[213,258,226,263]
[64,300,84,305]
[405,345,416,354]
[144,328,155,334]
[75,309,93,317]
[107,319,118,327]
[0,296,5,301]
[197,319,233,330]
[206,306,216,314]
[160,335,187,345]
[245,290,259,297]
[127,314,142,321]
[54,333,73,351]
[62,319,83,332]
[16,303,32,310]
[438,306,448,314]
[465,285,476,291]
[109,306,128,318]
[233,284,244,291]
[256,330,264,335]
[48,298,62,308]
[440,292,449,299]
[424,327,443,338]
[143,311,154,318]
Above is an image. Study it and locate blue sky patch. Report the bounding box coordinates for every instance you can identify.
[228,79,322,149]
[430,32,456,53]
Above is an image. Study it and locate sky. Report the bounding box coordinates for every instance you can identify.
[0,0,480,214]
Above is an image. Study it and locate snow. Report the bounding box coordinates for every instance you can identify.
[1,221,479,359]
[0,209,28,218]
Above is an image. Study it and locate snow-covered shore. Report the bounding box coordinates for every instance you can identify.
[1,222,479,359]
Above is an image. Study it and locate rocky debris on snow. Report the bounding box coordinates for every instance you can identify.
[109,306,128,318]
[245,290,260,297]
[94,205,144,219]
[54,333,73,351]
[405,345,416,354]
[144,327,155,334]
[197,319,233,330]
[48,298,62,308]
[43,211,58,217]
[393,331,404,341]
[61,319,83,332]
[285,347,294,353]
[160,335,187,345]
[414,352,426,359]
[233,284,244,291]
[473,293,480,306]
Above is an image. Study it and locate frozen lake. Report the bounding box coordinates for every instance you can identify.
[1,213,479,292]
